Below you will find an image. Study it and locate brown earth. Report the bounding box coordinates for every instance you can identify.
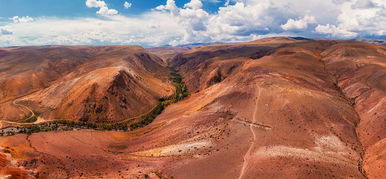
[0,37,385,178]
[0,46,174,123]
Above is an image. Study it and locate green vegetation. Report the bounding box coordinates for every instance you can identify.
[130,68,188,129]
[1,69,188,136]
[23,116,38,123]
[130,102,165,129]
[170,68,189,101]
[19,114,36,123]
[18,111,41,123]
[20,120,129,135]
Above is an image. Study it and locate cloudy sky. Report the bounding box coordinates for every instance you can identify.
[0,0,385,47]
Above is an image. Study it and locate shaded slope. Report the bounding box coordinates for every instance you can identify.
[0,38,384,178]
[321,41,386,178]
[170,37,300,92]
[0,46,173,123]
[156,38,367,178]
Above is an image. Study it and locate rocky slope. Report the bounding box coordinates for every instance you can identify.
[0,46,173,123]
[0,38,385,178]
[321,41,386,178]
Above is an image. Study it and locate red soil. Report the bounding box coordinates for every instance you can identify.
[0,37,385,178]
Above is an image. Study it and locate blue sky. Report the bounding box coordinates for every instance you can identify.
[0,0,385,47]
[0,0,223,17]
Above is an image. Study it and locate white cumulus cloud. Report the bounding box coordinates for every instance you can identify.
[0,0,385,47]
[184,0,203,9]
[315,24,358,38]
[86,0,118,16]
[10,16,34,23]
[155,0,179,15]
[124,1,132,9]
[314,0,386,39]
[281,15,316,31]
[0,14,182,47]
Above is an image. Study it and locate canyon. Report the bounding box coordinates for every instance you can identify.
[0,37,385,178]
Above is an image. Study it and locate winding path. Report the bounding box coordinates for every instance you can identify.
[13,100,35,121]
[0,100,49,127]
[237,86,261,179]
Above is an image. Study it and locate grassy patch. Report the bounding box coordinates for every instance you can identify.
[3,68,189,136]
[130,68,189,130]
[19,111,39,123]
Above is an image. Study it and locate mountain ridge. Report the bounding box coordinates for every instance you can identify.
[0,37,385,178]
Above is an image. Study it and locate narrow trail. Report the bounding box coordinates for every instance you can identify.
[0,100,49,126]
[232,118,272,130]
[1,117,48,125]
[0,89,40,105]
[237,86,261,179]
[13,100,35,121]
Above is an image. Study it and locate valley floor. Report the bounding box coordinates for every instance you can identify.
[0,37,385,178]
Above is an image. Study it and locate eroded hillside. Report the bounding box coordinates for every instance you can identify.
[0,46,173,124]
[0,38,385,178]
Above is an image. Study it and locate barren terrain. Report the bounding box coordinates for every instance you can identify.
[0,46,173,125]
[0,37,385,178]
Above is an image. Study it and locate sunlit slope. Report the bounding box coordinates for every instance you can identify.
[0,46,173,123]
[0,38,385,178]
